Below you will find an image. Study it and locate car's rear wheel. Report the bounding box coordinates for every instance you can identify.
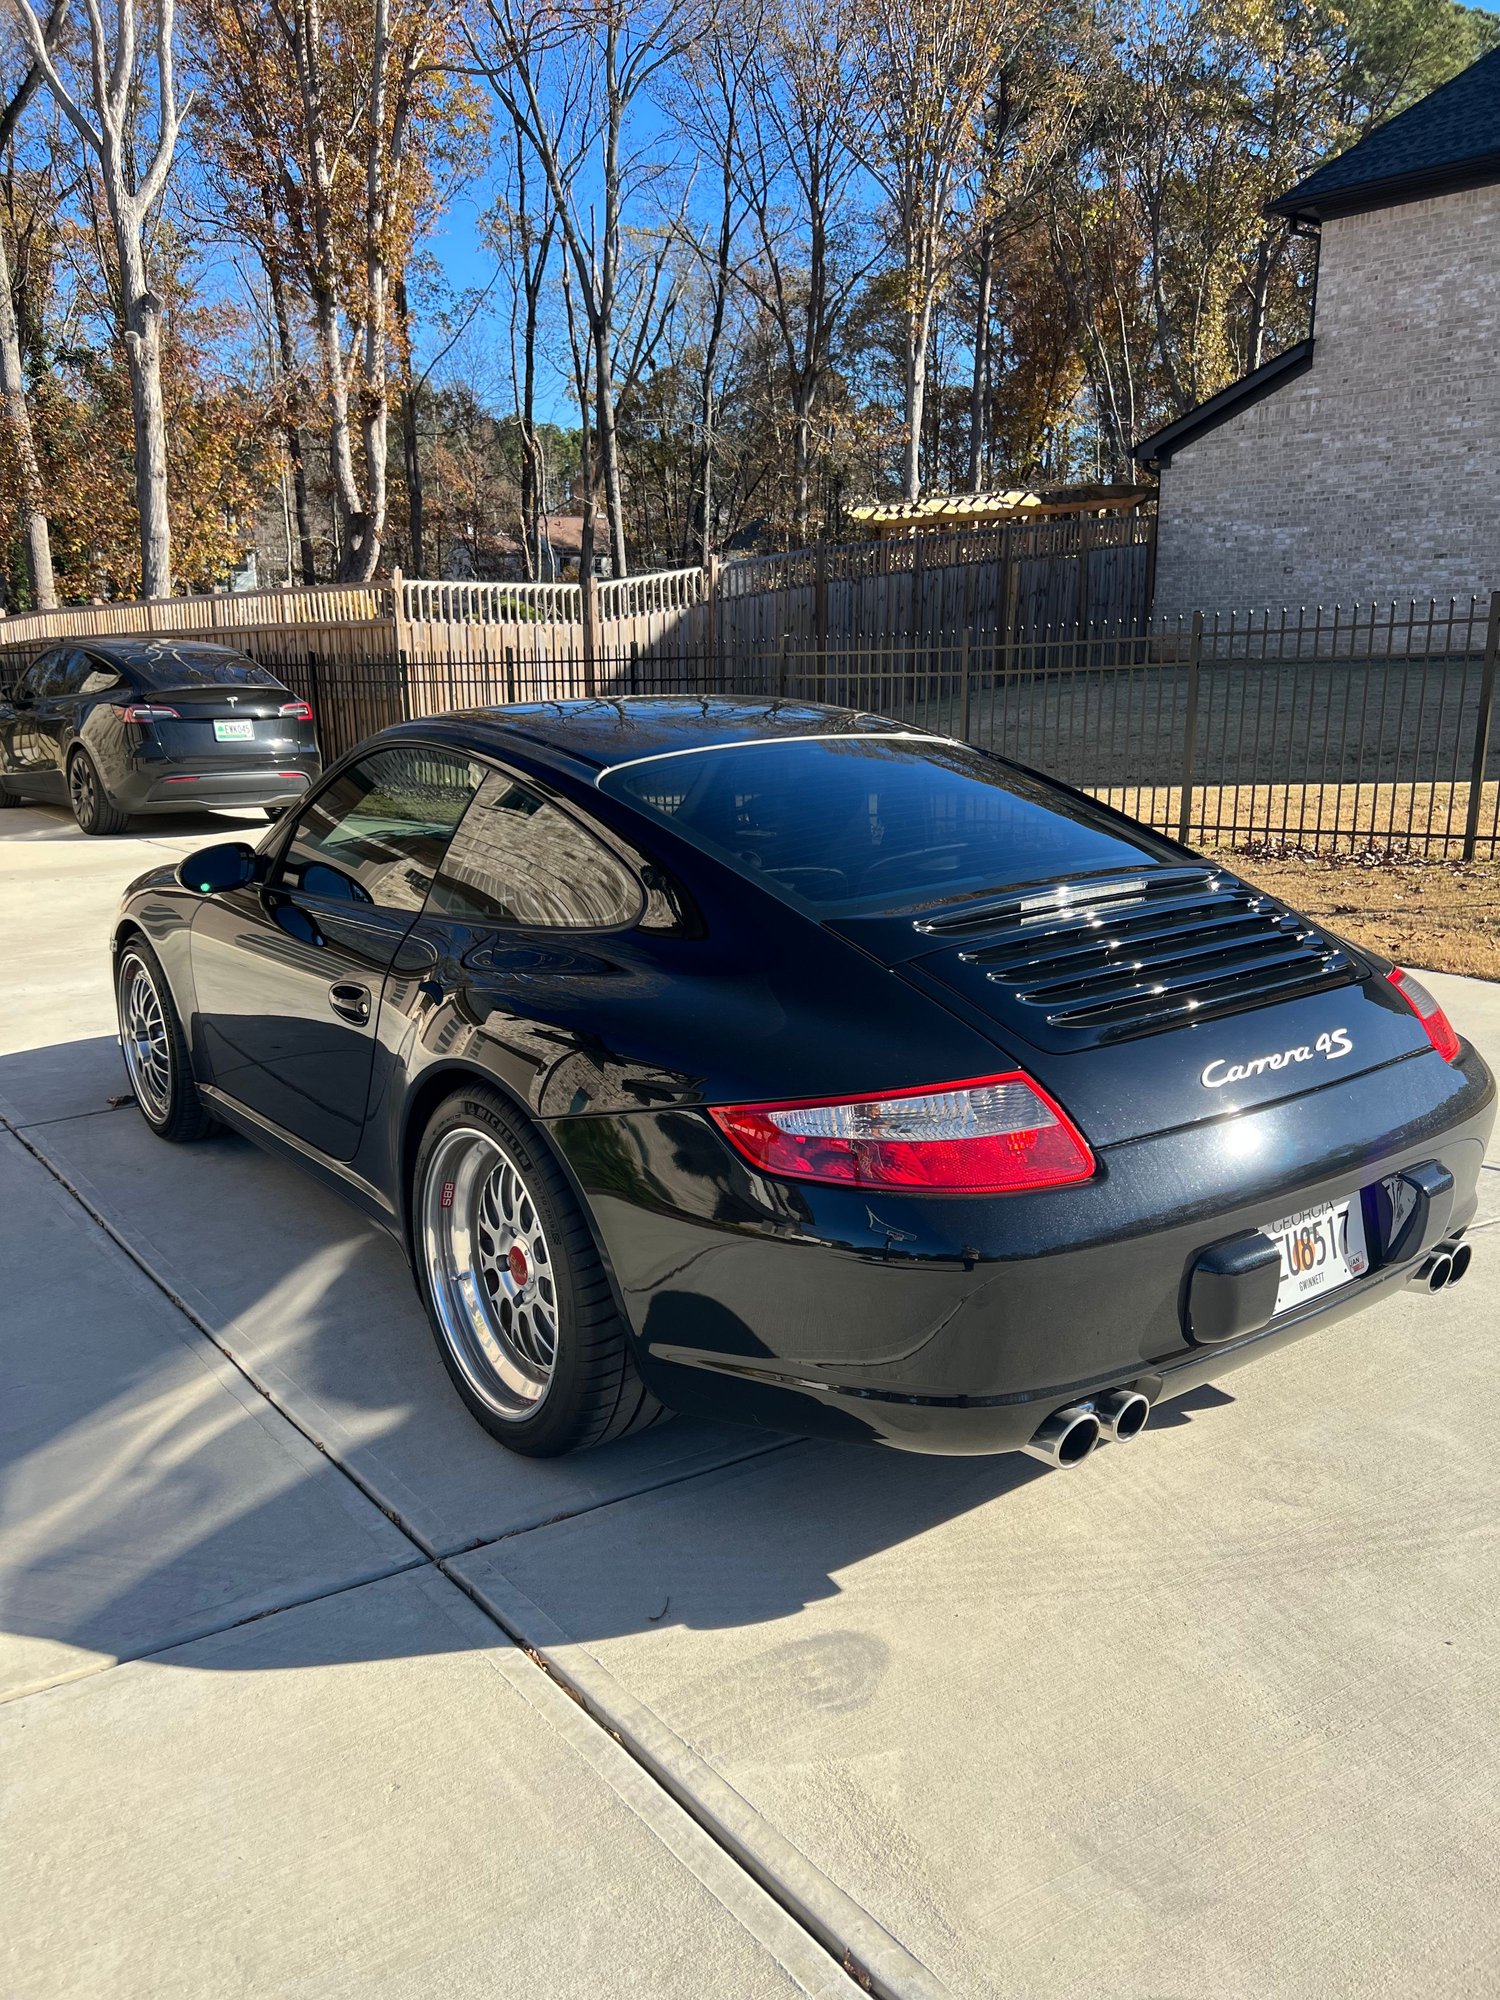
[69,749,128,835]
[116,938,215,1142]
[413,1084,668,1456]
[0,780,20,809]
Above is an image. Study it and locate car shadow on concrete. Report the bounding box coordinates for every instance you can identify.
[0,1035,1241,1682]
[0,800,269,843]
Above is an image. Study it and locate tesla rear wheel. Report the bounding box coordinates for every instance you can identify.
[116,939,215,1142]
[413,1085,668,1456]
[69,750,128,835]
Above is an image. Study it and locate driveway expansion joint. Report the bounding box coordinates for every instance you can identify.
[4,1107,880,1997]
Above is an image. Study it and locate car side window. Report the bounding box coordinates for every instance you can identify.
[23,652,61,699]
[273,746,482,913]
[51,651,112,697]
[427,770,644,930]
[76,654,123,695]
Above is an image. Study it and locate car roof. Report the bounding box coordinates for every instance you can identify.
[414,697,928,776]
[60,637,258,667]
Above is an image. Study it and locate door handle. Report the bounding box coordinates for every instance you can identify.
[328,981,372,1025]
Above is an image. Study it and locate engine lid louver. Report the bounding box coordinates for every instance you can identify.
[912,866,1360,1048]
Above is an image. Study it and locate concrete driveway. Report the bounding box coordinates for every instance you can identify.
[3,797,1498,1999]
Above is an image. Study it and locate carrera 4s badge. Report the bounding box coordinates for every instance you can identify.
[1201,1027,1353,1089]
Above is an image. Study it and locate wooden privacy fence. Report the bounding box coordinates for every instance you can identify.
[715,513,1152,654]
[3,561,1494,856]
[0,513,1152,693]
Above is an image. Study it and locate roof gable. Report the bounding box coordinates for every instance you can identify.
[1269,43,1500,221]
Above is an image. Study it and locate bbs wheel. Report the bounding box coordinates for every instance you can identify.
[69,749,128,834]
[413,1084,668,1456]
[116,938,215,1142]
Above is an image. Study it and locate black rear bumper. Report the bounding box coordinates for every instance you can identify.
[550,1044,1495,1454]
[117,763,318,812]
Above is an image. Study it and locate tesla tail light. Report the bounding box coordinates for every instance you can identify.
[112,702,179,723]
[1387,967,1461,1062]
[279,699,314,722]
[707,1073,1096,1194]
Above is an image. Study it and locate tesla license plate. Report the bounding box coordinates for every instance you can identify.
[1265,1197,1369,1316]
[213,718,254,741]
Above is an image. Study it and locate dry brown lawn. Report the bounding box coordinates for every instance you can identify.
[1098,779,1500,848]
[1207,848,1500,981]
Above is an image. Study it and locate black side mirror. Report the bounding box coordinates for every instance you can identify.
[12,686,32,709]
[178,842,259,895]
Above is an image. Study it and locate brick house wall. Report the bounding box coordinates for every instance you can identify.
[1151,181,1500,620]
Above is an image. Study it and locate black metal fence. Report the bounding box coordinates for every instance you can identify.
[277,591,1500,861]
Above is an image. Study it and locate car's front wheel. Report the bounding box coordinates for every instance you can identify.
[116,938,215,1142]
[412,1084,669,1456]
[69,749,128,835]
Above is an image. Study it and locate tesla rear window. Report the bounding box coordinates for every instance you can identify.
[129,646,281,689]
[601,736,1173,913]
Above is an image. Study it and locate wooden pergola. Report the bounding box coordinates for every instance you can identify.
[848,483,1155,540]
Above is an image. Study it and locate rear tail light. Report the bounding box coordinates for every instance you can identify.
[279,699,314,722]
[113,702,179,723]
[707,1073,1096,1194]
[1387,967,1461,1062]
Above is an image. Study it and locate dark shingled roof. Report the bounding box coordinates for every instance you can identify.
[1268,43,1500,221]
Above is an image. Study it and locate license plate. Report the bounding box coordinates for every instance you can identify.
[213,718,254,741]
[1264,1197,1369,1316]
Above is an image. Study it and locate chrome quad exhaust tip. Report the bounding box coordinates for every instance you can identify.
[1410,1236,1472,1292]
[1095,1388,1152,1442]
[1023,1404,1101,1469]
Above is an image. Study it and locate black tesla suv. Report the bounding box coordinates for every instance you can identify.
[110,700,1493,1463]
[0,637,320,834]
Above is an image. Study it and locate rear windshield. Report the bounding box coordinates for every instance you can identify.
[128,645,281,690]
[601,736,1173,914]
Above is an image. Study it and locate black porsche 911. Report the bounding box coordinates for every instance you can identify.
[110,699,1494,1464]
[0,637,320,834]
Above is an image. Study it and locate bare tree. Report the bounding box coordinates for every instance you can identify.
[671,13,759,561]
[734,0,872,542]
[9,0,182,594]
[470,0,702,578]
[190,0,460,582]
[859,0,1044,500]
[0,0,66,607]
[491,117,557,579]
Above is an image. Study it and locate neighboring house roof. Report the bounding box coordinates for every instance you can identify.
[1268,43,1500,223]
[1131,340,1315,471]
[485,514,609,561]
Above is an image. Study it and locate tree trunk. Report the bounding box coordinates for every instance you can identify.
[351,0,392,586]
[902,301,932,502]
[594,339,628,579]
[968,220,994,493]
[115,226,171,598]
[395,276,423,575]
[265,238,317,584]
[0,220,54,608]
[792,393,813,546]
[1245,233,1275,373]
